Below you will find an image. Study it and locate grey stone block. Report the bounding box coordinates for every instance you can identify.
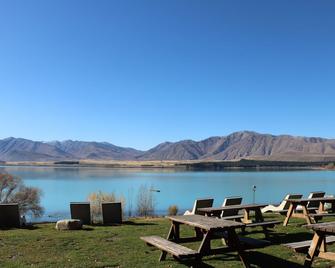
[56,219,82,230]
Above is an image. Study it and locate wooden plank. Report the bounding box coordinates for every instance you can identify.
[283,203,295,226]
[284,235,335,253]
[310,213,335,217]
[140,236,198,258]
[291,213,308,219]
[222,215,244,220]
[318,251,335,261]
[166,215,244,231]
[302,205,313,225]
[199,203,267,214]
[286,197,335,203]
[306,222,335,233]
[304,232,324,267]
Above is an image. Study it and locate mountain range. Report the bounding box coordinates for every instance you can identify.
[1,131,335,162]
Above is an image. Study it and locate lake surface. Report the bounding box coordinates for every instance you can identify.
[1,166,335,222]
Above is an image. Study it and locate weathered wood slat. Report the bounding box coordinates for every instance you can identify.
[166,215,244,230]
[310,213,335,218]
[306,222,335,233]
[199,203,268,214]
[278,207,320,215]
[221,215,244,220]
[284,235,335,252]
[317,251,335,261]
[286,197,335,203]
[140,236,198,259]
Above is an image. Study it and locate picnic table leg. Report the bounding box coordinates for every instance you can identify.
[304,232,324,267]
[198,230,212,256]
[173,222,180,241]
[330,201,335,213]
[195,227,203,239]
[283,203,295,226]
[159,251,167,262]
[167,223,174,240]
[302,205,314,225]
[255,208,264,222]
[227,229,250,268]
[166,221,180,241]
[254,208,270,239]
[320,236,327,252]
[318,201,325,213]
[243,209,252,224]
[160,222,176,261]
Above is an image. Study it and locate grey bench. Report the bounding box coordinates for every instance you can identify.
[310,213,335,218]
[222,215,244,221]
[279,207,321,215]
[283,235,335,253]
[141,235,198,261]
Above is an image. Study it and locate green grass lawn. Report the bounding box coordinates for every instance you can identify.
[0,214,335,268]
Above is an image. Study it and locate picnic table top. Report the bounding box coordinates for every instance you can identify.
[285,197,335,203]
[166,215,244,230]
[306,222,335,233]
[198,203,267,213]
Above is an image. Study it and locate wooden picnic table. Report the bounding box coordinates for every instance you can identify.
[166,214,250,267]
[283,197,335,226]
[198,203,267,224]
[304,222,335,267]
[198,203,280,239]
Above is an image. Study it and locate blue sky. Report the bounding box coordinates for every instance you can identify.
[1,0,335,150]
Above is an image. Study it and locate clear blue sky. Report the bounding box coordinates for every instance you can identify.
[1,0,335,150]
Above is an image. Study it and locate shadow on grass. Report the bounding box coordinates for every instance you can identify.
[164,257,215,268]
[82,226,94,231]
[89,221,156,227]
[265,231,313,245]
[91,223,121,227]
[248,251,304,268]
[180,260,215,268]
[0,224,39,230]
[122,220,157,226]
[202,252,246,265]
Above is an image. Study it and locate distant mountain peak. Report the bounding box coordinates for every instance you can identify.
[1,131,335,162]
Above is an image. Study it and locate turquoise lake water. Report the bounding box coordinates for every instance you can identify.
[1,166,335,221]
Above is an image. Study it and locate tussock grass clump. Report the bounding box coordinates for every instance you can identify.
[136,185,155,217]
[87,191,125,223]
[168,205,178,216]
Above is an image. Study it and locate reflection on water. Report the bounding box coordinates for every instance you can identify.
[1,166,335,222]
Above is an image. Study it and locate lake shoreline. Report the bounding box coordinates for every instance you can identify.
[1,158,333,171]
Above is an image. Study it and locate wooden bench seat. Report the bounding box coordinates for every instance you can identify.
[310,213,335,218]
[140,236,198,260]
[221,215,244,220]
[283,235,335,253]
[279,207,321,215]
[245,220,281,228]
